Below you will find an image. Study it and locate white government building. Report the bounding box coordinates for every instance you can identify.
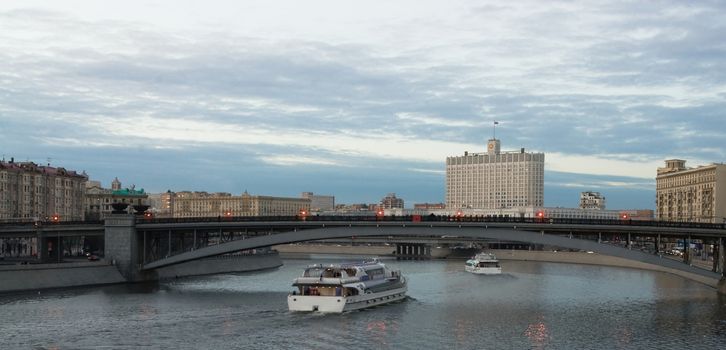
[446,138,544,210]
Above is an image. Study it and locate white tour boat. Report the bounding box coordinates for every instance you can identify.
[287,259,407,313]
[465,252,502,275]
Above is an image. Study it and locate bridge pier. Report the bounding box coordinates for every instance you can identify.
[655,234,661,255]
[395,243,431,260]
[105,214,154,282]
[717,238,725,274]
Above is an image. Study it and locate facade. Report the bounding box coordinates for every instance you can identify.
[84,178,148,220]
[301,192,335,211]
[580,191,606,210]
[166,191,311,218]
[413,203,446,210]
[446,139,544,210]
[0,159,87,222]
[406,206,652,221]
[146,191,174,218]
[172,191,245,218]
[380,193,404,209]
[656,159,726,223]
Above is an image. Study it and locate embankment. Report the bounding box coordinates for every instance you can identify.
[274,244,719,288]
[1,252,283,293]
[0,261,126,293]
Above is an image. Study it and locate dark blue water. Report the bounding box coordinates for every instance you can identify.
[1,258,725,349]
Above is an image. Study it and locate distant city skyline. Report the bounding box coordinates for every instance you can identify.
[2,1,725,210]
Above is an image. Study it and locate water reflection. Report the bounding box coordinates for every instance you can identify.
[1,259,725,349]
[523,317,550,349]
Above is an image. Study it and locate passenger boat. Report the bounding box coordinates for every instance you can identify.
[287,259,407,313]
[465,252,502,275]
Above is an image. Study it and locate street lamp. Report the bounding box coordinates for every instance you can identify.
[299,209,308,221]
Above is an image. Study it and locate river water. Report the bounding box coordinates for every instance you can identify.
[2,257,725,349]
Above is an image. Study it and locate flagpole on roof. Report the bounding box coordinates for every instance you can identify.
[493,121,499,139]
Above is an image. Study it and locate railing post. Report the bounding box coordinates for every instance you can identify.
[711,237,721,272]
[656,234,661,255]
[627,233,631,250]
[142,230,146,265]
[719,237,725,275]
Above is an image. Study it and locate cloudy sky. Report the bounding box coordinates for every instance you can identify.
[1,1,725,209]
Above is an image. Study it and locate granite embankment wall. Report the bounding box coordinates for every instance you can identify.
[0,261,126,293]
[274,244,720,288]
[155,252,283,279]
[1,252,283,293]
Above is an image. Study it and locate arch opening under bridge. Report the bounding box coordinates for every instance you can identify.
[140,225,722,285]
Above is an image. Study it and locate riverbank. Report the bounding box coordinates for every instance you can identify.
[0,252,283,294]
[0,261,126,293]
[274,243,720,288]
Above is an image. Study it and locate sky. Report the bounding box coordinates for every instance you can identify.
[1,1,725,210]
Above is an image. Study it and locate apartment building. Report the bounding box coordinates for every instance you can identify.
[0,159,87,221]
[656,159,726,223]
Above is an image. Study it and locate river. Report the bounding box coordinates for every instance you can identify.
[1,257,725,349]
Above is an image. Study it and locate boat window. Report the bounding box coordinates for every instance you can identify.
[365,268,385,279]
[322,268,343,278]
[344,268,357,276]
[303,268,323,277]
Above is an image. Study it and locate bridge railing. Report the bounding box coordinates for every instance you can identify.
[0,219,104,228]
[135,214,726,230]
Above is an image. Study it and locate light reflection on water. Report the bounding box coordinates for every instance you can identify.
[1,258,726,349]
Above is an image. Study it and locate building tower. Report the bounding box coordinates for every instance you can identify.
[111,177,122,191]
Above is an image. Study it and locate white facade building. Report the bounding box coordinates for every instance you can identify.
[301,192,335,211]
[446,138,544,210]
[580,191,606,210]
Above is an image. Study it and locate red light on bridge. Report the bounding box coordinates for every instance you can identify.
[456,210,463,217]
[376,210,384,216]
[620,213,629,220]
[224,210,233,217]
[144,212,153,219]
[51,214,60,223]
[536,211,544,218]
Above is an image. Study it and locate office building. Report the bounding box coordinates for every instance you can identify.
[446,138,544,209]
[580,191,606,210]
[380,193,404,209]
[301,192,335,211]
[163,190,310,218]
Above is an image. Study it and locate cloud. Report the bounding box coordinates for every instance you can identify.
[1,1,725,208]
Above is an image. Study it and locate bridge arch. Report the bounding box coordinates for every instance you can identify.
[141,225,720,285]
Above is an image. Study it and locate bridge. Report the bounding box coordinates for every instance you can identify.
[3,215,726,291]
